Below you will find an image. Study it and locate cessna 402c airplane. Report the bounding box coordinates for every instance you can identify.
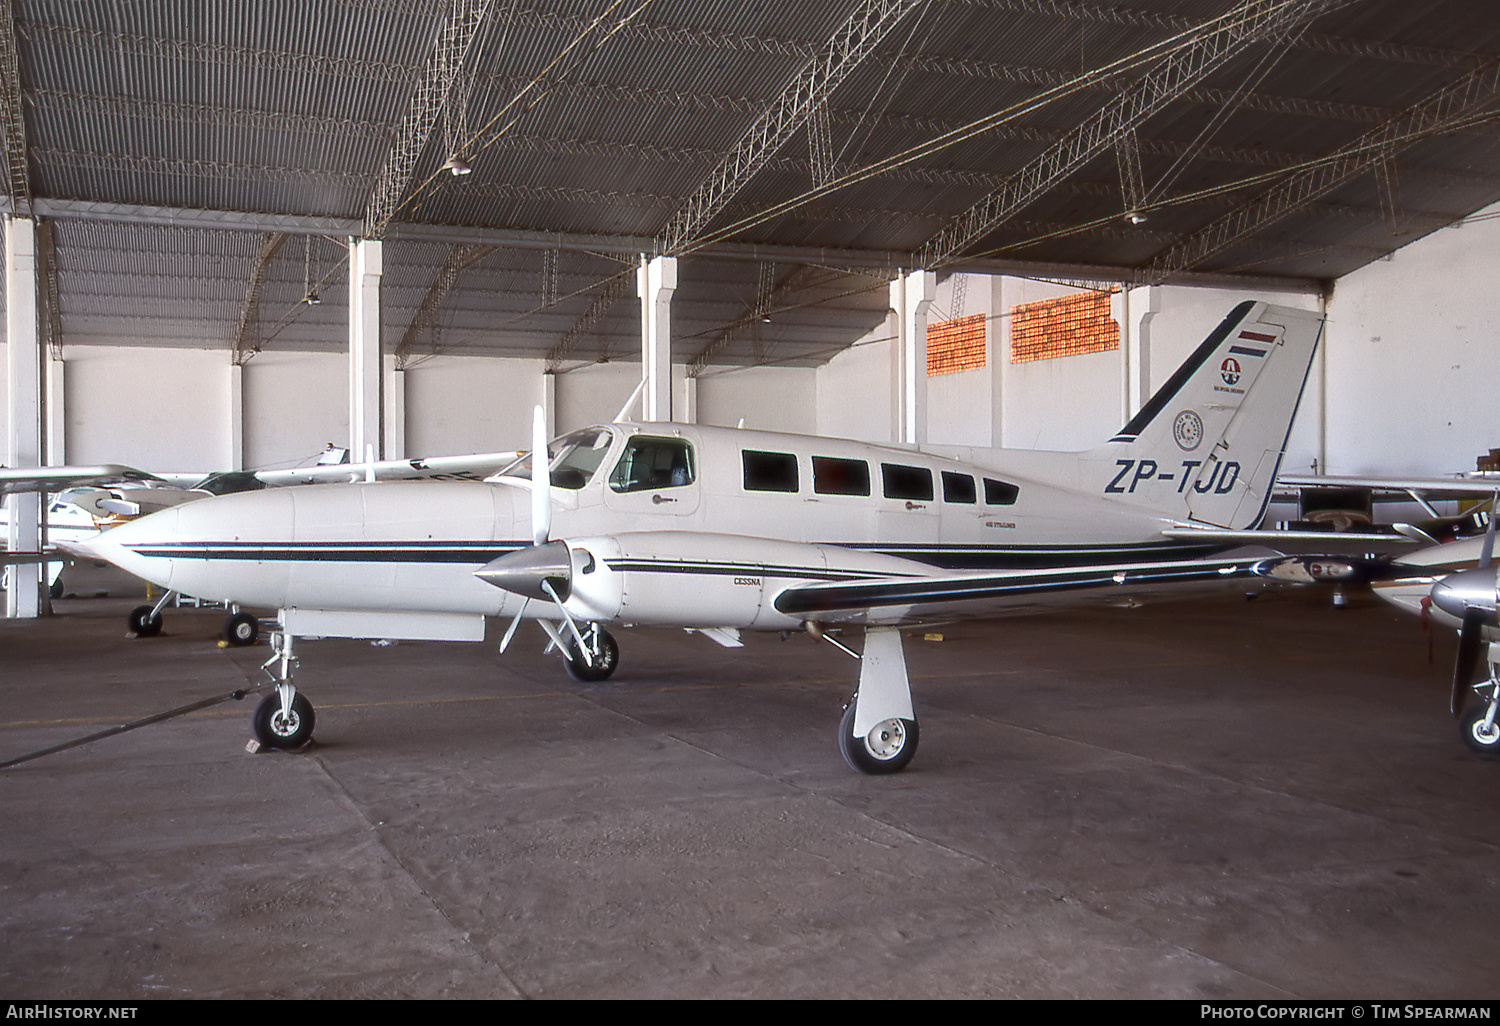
[72,300,1323,774]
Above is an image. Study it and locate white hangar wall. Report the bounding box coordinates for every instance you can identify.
[1322,204,1500,476]
[814,273,1324,469]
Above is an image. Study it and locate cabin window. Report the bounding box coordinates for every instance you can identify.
[609,436,695,493]
[812,456,870,496]
[881,463,933,501]
[942,471,976,504]
[984,478,1020,505]
[743,450,799,493]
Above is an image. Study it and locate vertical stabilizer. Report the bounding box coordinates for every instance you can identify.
[1089,301,1323,530]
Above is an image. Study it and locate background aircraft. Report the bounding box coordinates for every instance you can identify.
[74,301,1325,774]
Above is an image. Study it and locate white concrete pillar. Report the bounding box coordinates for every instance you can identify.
[1119,284,1159,422]
[989,274,1006,449]
[349,237,383,460]
[384,357,404,460]
[228,360,244,470]
[6,217,42,618]
[45,354,64,466]
[540,371,557,440]
[679,374,697,426]
[637,254,676,422]
[890,269,935,445]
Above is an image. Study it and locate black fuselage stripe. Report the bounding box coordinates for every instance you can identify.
[123,539,1231,572]
[774,563,1257,613]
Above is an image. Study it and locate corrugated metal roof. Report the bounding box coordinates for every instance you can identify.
[5,0,1500,369]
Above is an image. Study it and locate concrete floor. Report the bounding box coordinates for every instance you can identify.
[0,586,1496,999]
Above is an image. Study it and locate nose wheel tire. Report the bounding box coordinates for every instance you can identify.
[564,628,619,683]
[127,605,163,638]
[251,693,316,750]
[838,702,918,775]
[223,612,259,647]
[1460,704,1500,758]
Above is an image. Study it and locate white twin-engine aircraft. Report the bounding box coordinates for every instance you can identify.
[74,300,1323,773]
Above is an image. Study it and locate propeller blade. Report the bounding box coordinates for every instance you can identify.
[1478,492,1497,569]
[531,405,551,547]
[498,597,530,654]
[1453,608,1486,717]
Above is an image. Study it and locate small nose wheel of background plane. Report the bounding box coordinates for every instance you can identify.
[222,611,259,647]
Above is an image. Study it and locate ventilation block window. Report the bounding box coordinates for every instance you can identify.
[927,314,987,376]
[1010,291,1119,364]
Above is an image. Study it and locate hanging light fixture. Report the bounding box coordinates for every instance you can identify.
[442,155,472,176]
[303,236,321,304]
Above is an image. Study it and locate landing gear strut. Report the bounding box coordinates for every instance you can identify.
[1460,673,1500,758]
[828,625,919,775]
[127,589,176,637]
[250,632,315,750]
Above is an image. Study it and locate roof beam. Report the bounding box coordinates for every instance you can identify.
[231,232,291,366]
[1140,59,1500,285]
[551,0,925,364]
[0,0,30,216]
[363,0,494,239]
[393,243,497,364]
[913,0,1356,271]
[658,0,926,255]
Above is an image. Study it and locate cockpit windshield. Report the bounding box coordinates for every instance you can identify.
[495,428,614,490]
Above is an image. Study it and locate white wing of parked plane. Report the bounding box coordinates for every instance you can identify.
[0,464,163,495]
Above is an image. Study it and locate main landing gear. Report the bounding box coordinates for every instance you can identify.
[126,590,261,647]
[250,632,315,751]
[826,625,919,775]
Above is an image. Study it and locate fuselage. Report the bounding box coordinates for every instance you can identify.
[79,420,1239,635]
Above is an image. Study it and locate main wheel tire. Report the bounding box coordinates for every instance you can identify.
[564,628,619,683]
[837,701,918,775]
[251,693,316,750]
[1460,703,1500,758]
[128,605,163,638]
[223,612,259,647]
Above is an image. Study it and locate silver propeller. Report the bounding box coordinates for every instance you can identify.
[478,405,592,665]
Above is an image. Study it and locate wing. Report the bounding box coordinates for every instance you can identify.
[1277,473,1500,500]
[254,451,522,486]
[0,465,162,495]
[770,548,1277,622]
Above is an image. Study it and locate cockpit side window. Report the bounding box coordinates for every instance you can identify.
[609,437,695,493]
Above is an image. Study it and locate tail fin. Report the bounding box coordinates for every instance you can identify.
[1091,301,1323,530]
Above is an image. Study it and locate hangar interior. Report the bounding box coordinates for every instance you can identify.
[2,0,1499,479]
[5,0,1500,1002]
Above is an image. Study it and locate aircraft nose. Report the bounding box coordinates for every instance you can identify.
[1430,566,1500,624]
